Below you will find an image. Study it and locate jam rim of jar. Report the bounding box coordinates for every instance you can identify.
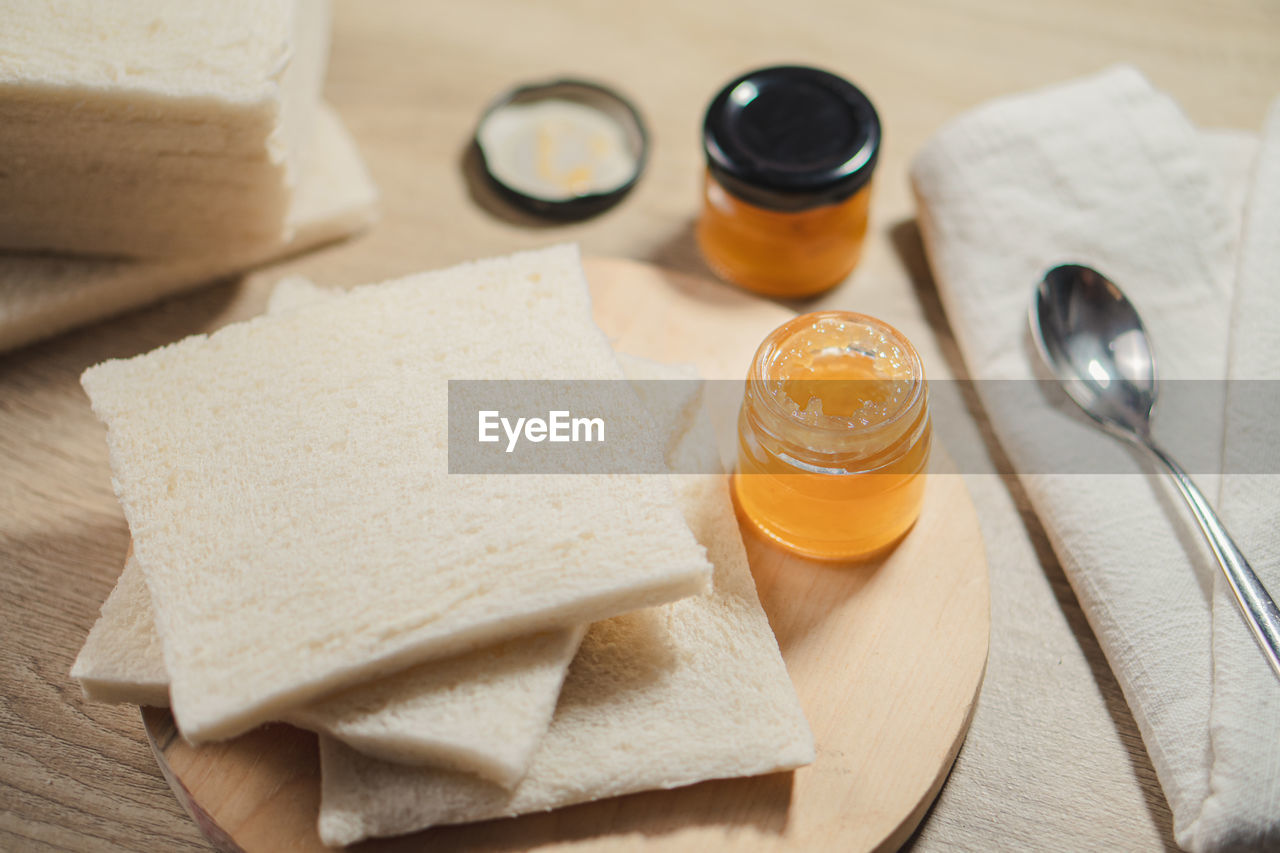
[702,65,881,213]
[742,310,928,471]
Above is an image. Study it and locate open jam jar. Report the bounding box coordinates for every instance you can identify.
[697,66,881,299]
[733,311,931,560]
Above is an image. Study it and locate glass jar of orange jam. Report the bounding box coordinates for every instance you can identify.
[697,66,880,298]
[733,311,931,560]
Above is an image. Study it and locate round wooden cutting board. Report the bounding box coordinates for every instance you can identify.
[142,257,990,853]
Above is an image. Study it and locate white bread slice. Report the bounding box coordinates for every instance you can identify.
[73,278,585,787]
[73,548,584,787]
[0,0,330,257]
[317,388,815,847]
[80,245,712,743]
[0,102,377,354]
[70,554,169,708]
[265,275,337,314]
[293,628,586,785]
[71,288,705,786]
[273,278,585,785]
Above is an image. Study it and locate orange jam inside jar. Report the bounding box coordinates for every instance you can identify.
[697,66,880,298]
[733,311,931,560]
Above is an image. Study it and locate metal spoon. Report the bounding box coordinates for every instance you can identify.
[1031,263,1280,680]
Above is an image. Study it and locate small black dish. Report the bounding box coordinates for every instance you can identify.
[473,79,649,222]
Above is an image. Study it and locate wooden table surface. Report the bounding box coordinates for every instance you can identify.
[2,1,1277,850]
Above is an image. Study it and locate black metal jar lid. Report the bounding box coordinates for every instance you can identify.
[474,78,649,221]
[703,66,880,212]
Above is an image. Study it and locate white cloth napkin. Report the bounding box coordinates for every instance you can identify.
[910,66,1279,851]
[1199,100,1280,851]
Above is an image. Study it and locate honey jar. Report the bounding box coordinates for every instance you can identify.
[733,311,931,559]
[697,66,881,298]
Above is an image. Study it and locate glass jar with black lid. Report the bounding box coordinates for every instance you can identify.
[697,65,881,298]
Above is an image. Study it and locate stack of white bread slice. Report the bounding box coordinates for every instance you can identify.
[72,245,814,846]
[0,0,377,352]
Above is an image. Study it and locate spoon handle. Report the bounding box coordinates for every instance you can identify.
[1145,441,1280,681]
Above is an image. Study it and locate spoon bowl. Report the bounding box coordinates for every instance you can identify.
[1032,264,1156,440]
[1031,263,1280,681]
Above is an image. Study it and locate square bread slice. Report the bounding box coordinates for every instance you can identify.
[0,0,330,257]
[317,391,815,847]
[71,289,710,786]
[71,553,585,787]
[71,553,169,709]
[80,245,712,743]
[73,273,572,788]
[257,277,584,785]
[0,102,378,354]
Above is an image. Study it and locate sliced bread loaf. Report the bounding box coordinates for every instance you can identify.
[317,380,814,846]
[0,103,377,353]
[0,0,330,257]
[80,245,712,743]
